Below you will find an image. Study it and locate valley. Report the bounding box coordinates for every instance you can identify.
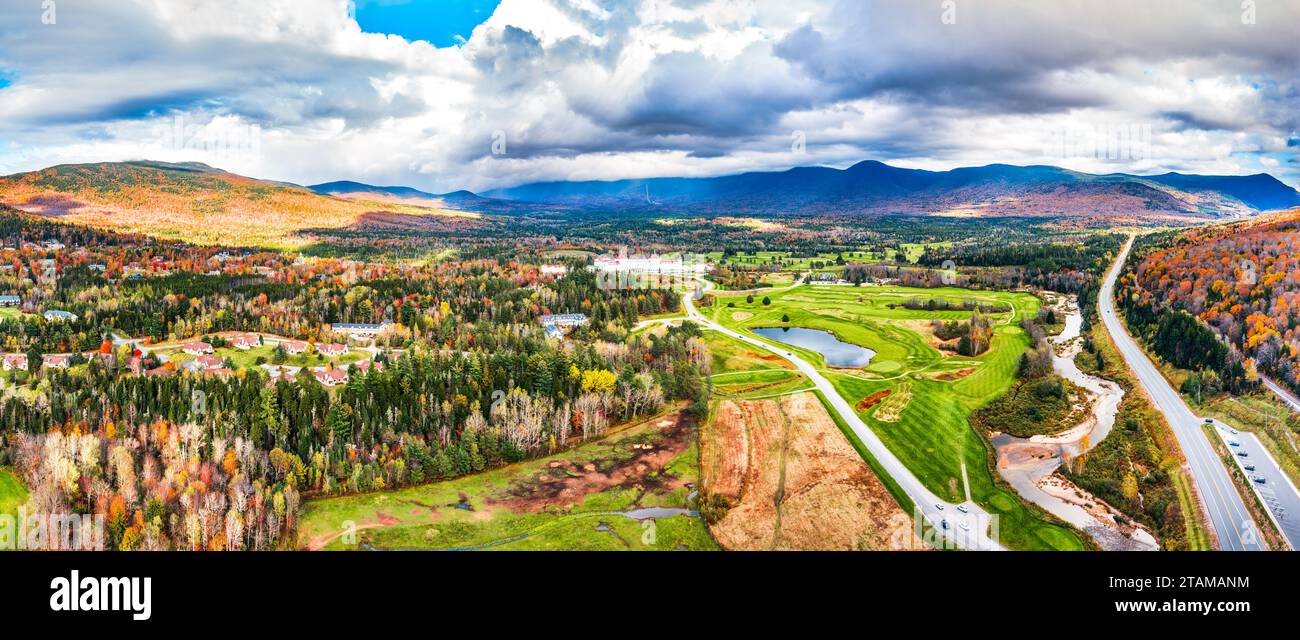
[3,0,1299,625]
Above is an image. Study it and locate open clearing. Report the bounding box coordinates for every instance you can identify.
[702,392,921,550]
[707,283,1085,550]
[0,467,27,521]
[297,408,717,551]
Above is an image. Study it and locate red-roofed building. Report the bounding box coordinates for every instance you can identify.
[181,342,214,356]
[42,354,71,369]
[283,340,309,355]
[229,334,260,350]
[316,342,348,357]
[314,368,349,386]
[354,359,384,373]
[193,354,225,372]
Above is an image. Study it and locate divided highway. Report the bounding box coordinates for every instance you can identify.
[1261,374,1300,414]
[1206,420,1300,548]
[1098,238,1267,551]
[684,280,1004,550]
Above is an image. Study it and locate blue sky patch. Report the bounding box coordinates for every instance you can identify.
[354,0,501,47]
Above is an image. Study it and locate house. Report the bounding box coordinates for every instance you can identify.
[42,354,71,369]
[539,313,589,328]
[43,310,77,322]
[229,334,261,350]
[145,365,174,378]
[181,342,214,356]
[190,354,225,372]
[0,295,19,306]
[540,264,569,275]
[283,340,309,355]
[2,354,28,371]
[331,321,393,340]
[354,359,384,373]
[88,264,107,272]
[314,368,349,386]
[315,342,348,357]
[592,253,712,276]
[540,313,589,339]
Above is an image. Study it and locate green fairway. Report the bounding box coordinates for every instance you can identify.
[298,409,717,551]
[706,284,1085,550]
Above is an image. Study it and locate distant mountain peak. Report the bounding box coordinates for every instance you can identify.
[481,159,1300,223]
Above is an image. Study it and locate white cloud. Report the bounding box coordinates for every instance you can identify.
[0,0,1295,192]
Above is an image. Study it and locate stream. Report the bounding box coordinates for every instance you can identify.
[989,295,1158,551]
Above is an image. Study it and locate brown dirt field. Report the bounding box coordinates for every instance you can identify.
[703,393,923,550]
[704,398,787,549]
[488,410,695,513]
[855,389,892,411]
[700,400,760,501]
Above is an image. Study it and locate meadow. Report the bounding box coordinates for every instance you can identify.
[297,408,717,551]
[706,242,951,271]
[1,468,26,522]
[705,283,1086,550]
[165,343,365,370]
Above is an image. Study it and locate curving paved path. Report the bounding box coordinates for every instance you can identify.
[685,278,1004,550]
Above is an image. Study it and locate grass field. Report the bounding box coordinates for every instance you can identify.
[166,344,365,370]
[707,242,952,270]
[297,408,717,551]
[705,283,1085,550]
[0,307,27,321]
[1,467,27,522]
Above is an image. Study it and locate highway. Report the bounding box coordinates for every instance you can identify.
[684,279,1004,550]
[1207,420,1300,549]
[1261,374,1300,414]
[1098,238,1266,551]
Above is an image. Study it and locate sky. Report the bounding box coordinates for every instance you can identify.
[0,0,1296,193]
[353,0,501,48]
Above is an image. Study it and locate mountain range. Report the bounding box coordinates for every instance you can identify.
[1,159,1297,248]
[479,160,1300,221]
[309,180,503,211]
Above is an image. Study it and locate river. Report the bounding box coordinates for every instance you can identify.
[990,294,1158,551]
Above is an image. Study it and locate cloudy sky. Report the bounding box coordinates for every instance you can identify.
[0,0,1296,192]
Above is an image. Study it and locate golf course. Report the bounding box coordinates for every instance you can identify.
[704,283,1087,550]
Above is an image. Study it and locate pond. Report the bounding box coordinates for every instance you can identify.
[752,326,876,367]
